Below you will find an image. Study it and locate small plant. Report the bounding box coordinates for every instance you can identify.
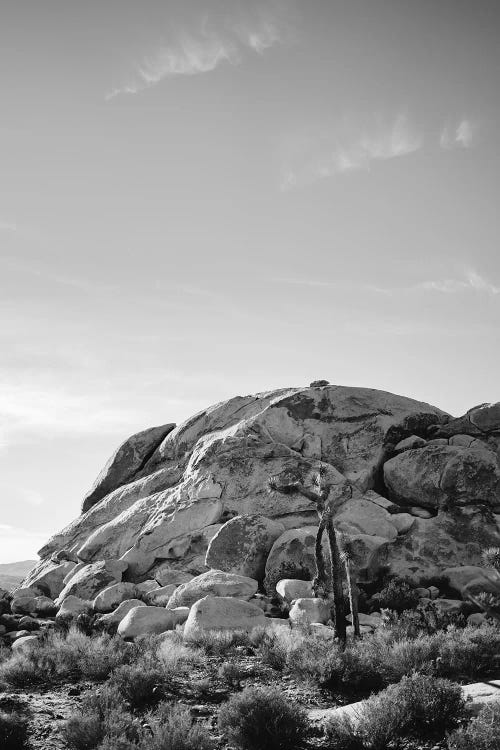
[0,710,29,750]
[371,577,419,612]
[144,703,214,750]
[63,685,141,750]
[184,628,251,655]
[447,701,500,749]
[109,662,169,709]
[218,661,245,688]
[64,714,105,750]
[218,685,308,750]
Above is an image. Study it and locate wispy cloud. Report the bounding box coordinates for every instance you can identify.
[419,269,499,296]
[106,9,287,99]
[440,118,478,149]
[280,114,422,191]
[276,268,500,297]
[280,112,481,191]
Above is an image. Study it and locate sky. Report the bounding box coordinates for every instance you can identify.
[1,0,499,562]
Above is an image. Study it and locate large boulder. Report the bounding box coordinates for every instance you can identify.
[428,402,500,439]
[23,384,500,597]
[387,512,500,584]
[167,569,258,609]
[33,386,446,573]
[82,423,176,513]
[289,598,331,626]
[55,560,128,604]
[276,578,314,604]
[56,595,92,618]
[92,582,138,613]
[144,585,178,606]
[11,588,40,615]
[264,527,321,591]
[334,498,398,541]
[183,595,266,637]
[99,599,146,627]
[22,560,76,599]
[443,565,500,597]
[117,606,178,638]
[384,444,500,510]
[205,514,285,579]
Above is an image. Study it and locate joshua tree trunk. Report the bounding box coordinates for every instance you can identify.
[312,514,330,598]
[344,561,360,637]
[325,517,347,646]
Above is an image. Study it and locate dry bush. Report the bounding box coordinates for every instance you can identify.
[183,629,251,655]
[370,578,419,612]
[0,627,136,687]
[218,685,309,750]
[447,701,500,750]
[0,710,29,750]
[108,660,170,709]
[326,674,464,750]
[63,685,140,750]
[144,703,214,750]
[156,636,203,674]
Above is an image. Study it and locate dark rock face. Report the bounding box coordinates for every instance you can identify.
[81,423,176,513]
[20,385,500,599]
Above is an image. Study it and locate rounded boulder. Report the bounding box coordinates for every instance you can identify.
[167,569,258,609]
[205,514,285,580]
[183,595,266,638]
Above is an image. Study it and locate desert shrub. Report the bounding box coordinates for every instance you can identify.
[156,636,203,674]
[109,662,169,709]
[0,710,29,750]
[218,685,308,750]
[447,701,500,749]
[258,633,288,671]
[64,714,105,750]
[0,627,136,687]
[218,661,246,687]
[144,703,214,750]
[326,675,464,750]
[260,620,500,695]
[371,578,419,612]
[63,685,142,750]
[184,629,251,655]
[432,624,500,679]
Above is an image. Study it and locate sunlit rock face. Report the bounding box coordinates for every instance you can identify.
[22,385,500,595]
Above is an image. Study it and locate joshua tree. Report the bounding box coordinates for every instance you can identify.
[482,547,500,576]
[268,466,350,645]
[465,546,500,623]
[338,533,361,638]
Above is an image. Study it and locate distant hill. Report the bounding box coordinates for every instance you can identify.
[0,560,37,591]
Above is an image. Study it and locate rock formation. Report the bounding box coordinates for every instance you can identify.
[11,384,499,641]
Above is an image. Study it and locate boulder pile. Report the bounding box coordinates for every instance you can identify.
[5,384,498,644]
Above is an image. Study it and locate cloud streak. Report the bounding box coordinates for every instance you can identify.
[280,114,422,191]
[106,10,286,99]
[440,118,478,150]
[281,112,481,191]
[276,268,500,297]
[419,269,499,296]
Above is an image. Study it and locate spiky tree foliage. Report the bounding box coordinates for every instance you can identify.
[466,546,500,623]
[339,533,361,638]
[482,547,500,575]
